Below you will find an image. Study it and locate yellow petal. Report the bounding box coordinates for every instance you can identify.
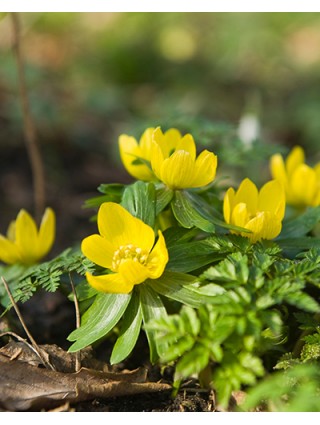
[119,134,154,181]
[81,234,115,269]
[192,150,217,188]
[14,209,39,264]
[139,127,155,159]
[286,146,305,177]
[151,139,165,181]
[146,231,169,279]
[223,187,235,224]
[258,180,285,221]
[246,212,282,243]
[176,134,196,160]
[231,203,250,228]
[270,153,287,187]
[85,271,133,294]
[159,150,195,189]
[97,202,155,253]
[153,127,182,158]
[38,207,55,257]
[6,220,16,241]
[0,235,21,264]
[118,259,151,287]
[291,164,318,206]
[235,178,258,215]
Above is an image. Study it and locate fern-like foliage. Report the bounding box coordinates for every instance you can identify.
[0,248,95,307]
[146,244,320,408]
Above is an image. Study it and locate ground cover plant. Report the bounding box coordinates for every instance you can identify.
[1,12,320,413]
[1,122,320,412]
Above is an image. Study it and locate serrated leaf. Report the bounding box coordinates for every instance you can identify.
[67,292,131,352]
[174,343,211,382]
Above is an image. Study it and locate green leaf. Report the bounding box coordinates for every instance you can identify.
[139,284,168,363]
[150,271,212,307]
[171,190,215,232]
[279,206,320,238]
[110,290,143,364]
[84,183,124,209]
[174,343,211,382]
[121,181,156,227]
[167,239,224,273]
[155,185,174,215]
[67,292,131,352]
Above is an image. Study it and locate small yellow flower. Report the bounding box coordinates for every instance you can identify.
[0,208,56,265]
[270,146,320,207]
[81,202,169,294]
[151,127,218,190]
[223,178,285,243]
[119,127,156,181]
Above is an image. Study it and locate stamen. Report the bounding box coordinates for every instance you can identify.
[112,244,149,271]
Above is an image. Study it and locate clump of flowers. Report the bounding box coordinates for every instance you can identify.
[119,126,218,190]
[81,202,168,294]
[0,208,55,265]
[270,145,320,207]
[223,178,286,243]
[151,127,218,189]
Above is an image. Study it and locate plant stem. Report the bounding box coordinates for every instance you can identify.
[10,12,46,222]
[69,273,81,372]
[1,276,55,370]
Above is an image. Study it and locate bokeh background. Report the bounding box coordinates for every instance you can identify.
[1,12,320,253]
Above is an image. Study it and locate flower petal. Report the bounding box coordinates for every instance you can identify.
[246,212,282,243]
[291,164,318,206]
[231,202,250,228]
[139,127,155,159]
[270,153,288,187]
[286,146,304,177]
[85,272,133,294]
[146,231,169,279]
[119,134,154,181]
[176,134,196,160]
[153,127,182,158]
[235,178,258,214]
[159,150,195,189]
[258,180,285,221]
[191,150,217,188]
[97,202,155,252]
[223,187,235,224]
[38,207,55,258]
[15,209,40,264]
[118,259,150,286]
[151,139,165,181]
[81,234,115,269]
[0,235,21,264]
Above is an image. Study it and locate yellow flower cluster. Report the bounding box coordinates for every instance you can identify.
[119,126,218,190]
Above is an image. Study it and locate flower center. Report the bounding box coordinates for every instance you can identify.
[112,244,149,271]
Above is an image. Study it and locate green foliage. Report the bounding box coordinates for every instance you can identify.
[146,244,320,408]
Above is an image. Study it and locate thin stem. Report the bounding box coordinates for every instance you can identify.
[10,12,46,221]
[69,273,81,372]
[1,276,55,370]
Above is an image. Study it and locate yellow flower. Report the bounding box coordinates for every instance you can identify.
[0,208,56,265]
[151,127,218,190]
[223,178,285,243]
[119,127,156,181]
[81,202,169,294]
[270,146,320,207]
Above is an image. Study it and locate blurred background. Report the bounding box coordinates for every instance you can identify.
[1,12,320,253]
